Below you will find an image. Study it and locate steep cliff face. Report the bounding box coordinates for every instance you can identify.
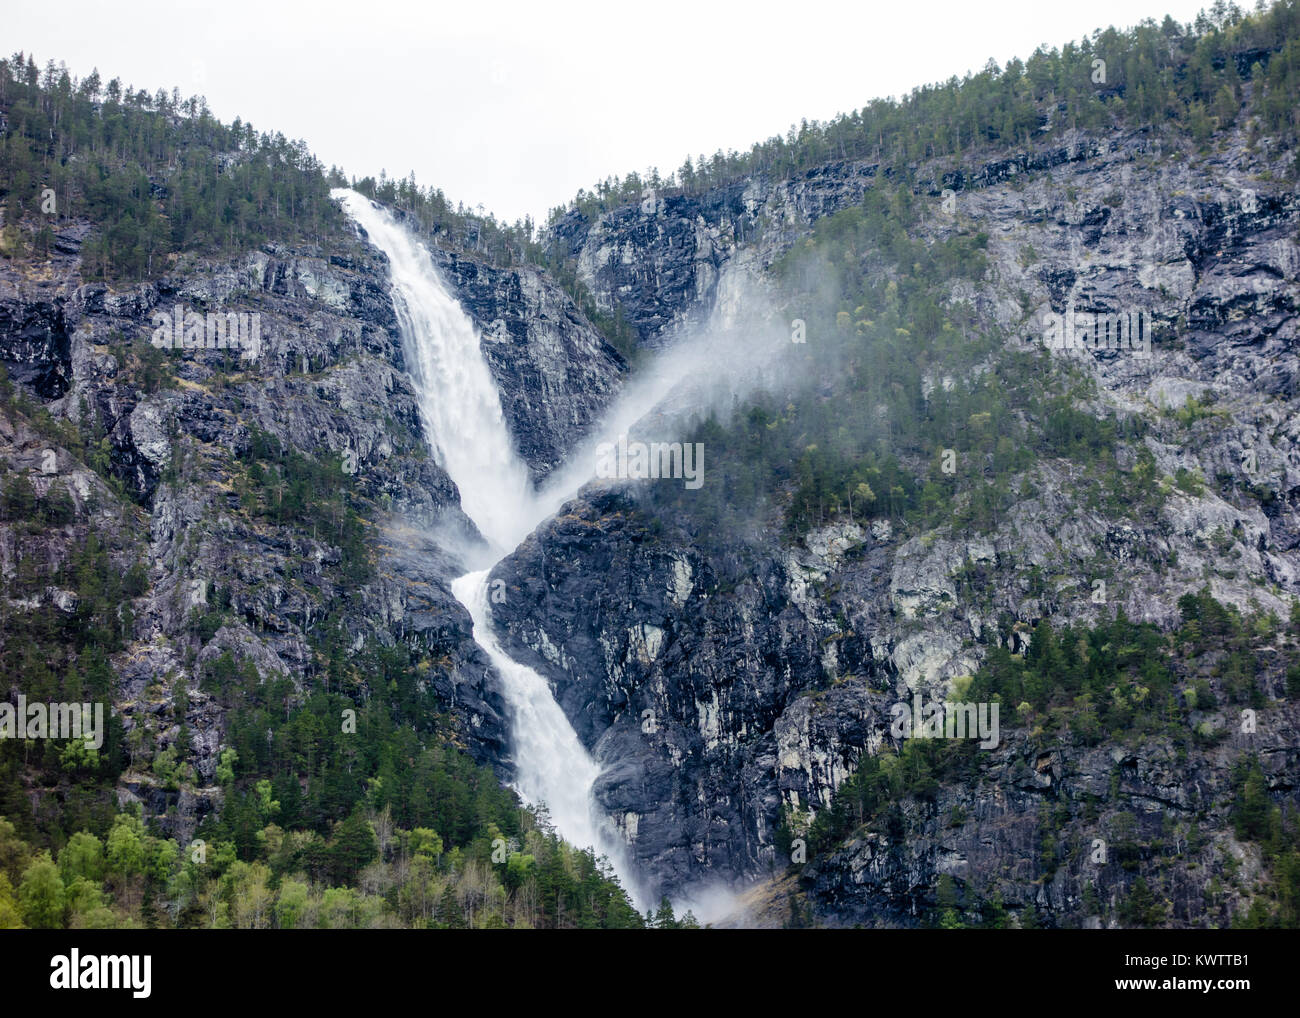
[545,162,879,347]
[488,494,895,896]
[6,74,1300,927]
[800,702,1300,928]
[0,201,626,844]
[490,114,1300,919]
[0,293,70,397]
[434,250,627,479]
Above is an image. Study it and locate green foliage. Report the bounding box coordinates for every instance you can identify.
[178,619,647,928]
[549,0,1300,226]
[0,375,131,498]
[649,896,680,929]
[0,53,340,281]
[0,525,132,842]
[328,808,376,884]
[633,167,1154,546]
[0,777,645,929]
[801,591,1300,927]
[1118,876,1168,927]
[964,590,1273,744]
[234,427,371,584]
[17,851,65,928]
[150,745,193,791]
[0,872,23,928]
[215,748,237,787]
[801,737,980,860]
[353,171,539,270]
[1174,466,1205,496]
[106,812,147,880]
[967,608,1182,738]
[934,874,966,928]
[1231,756,1273,841]
[59,831,105,883]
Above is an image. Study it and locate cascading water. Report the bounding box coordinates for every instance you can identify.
[332,190,532,555]
[332,189,644,908]
[450,569,606,853]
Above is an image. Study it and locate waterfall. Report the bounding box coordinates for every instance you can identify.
[332,190,532,555]
[333,188,644,909]
[450,569,606,855]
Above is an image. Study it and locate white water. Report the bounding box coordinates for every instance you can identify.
[333,189,644,908]
[451,570,607,851]
[333,190,533,555]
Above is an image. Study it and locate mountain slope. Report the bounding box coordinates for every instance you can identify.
[3,2,1300,928]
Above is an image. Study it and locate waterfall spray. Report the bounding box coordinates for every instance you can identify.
[333,188,646,909]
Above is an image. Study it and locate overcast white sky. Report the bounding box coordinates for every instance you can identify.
[5,0,1223,225]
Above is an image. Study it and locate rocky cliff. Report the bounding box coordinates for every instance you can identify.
[5,57,1300,929]
[486,109,1300,922]
[0,200,625,845]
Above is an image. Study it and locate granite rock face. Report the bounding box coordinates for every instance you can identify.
[545,162,879,347]
[0,290,71,397]
[434,250,627,480]
[0,202,626,846]
[6,101,1300,925]
[801,702,1300,928]
[488,495,894,897]
[486,116,1300,919]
